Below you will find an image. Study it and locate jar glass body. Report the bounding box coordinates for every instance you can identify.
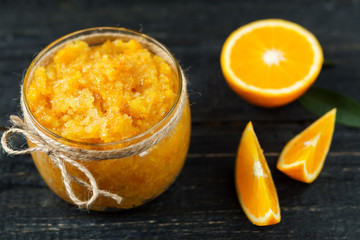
[23,28,191,211]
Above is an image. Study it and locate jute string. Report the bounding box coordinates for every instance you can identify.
[1,70,187,209]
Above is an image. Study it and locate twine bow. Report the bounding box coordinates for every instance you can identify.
[1,115,123,208]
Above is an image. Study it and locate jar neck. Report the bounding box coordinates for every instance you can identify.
[22,27,186,151]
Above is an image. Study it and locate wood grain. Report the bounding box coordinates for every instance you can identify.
[1,0,360,239]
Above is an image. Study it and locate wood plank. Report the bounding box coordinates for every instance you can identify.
[2,121,358,156]
[1,121,359,238]
[189,122,360,155]
[1,0,360,125]
[0,153,359,239]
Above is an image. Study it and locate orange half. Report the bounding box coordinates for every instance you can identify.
[221,19,323,107]
[277,108,336,183]
[235,122,280,226]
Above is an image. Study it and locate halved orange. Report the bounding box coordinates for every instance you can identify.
[220,19,323,107]
[277,108,336,183]
[235,122,280,226]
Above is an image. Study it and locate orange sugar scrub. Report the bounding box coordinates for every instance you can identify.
[27,39,178,143]
[21,28,191,211]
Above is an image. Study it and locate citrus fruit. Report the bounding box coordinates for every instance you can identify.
[235,122,280,226]
[220,19,323,107]
[277,108,336,183]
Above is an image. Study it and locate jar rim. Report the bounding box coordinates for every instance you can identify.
[22,27,184,147]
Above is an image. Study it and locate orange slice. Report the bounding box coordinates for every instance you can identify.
[277,108,336,183]
[235,122,280,226]
[220,19,323,107]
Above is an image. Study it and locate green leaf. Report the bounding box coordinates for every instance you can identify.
[298,87,360,128]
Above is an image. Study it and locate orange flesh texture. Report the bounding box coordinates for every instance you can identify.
[235,122,280,223]
[26,39,177,143]
[229,26,315,89]
[281,109,336,175]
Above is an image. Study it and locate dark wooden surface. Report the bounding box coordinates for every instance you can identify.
[1,0,360,239]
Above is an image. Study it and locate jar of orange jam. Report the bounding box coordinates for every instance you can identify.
[22,28,191,211]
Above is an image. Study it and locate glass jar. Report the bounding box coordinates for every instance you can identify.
[22,28,191,211]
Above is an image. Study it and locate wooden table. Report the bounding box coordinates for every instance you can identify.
[1,0,359,239]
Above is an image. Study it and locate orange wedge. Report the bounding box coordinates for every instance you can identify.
[235,122,280,226]
[220,19,323,107]
[277,108,336,183]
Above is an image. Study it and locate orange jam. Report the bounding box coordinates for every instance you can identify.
[27,39,177,143]
[25,29,191,211]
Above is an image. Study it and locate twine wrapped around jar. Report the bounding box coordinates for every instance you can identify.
[1,69,187,208]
